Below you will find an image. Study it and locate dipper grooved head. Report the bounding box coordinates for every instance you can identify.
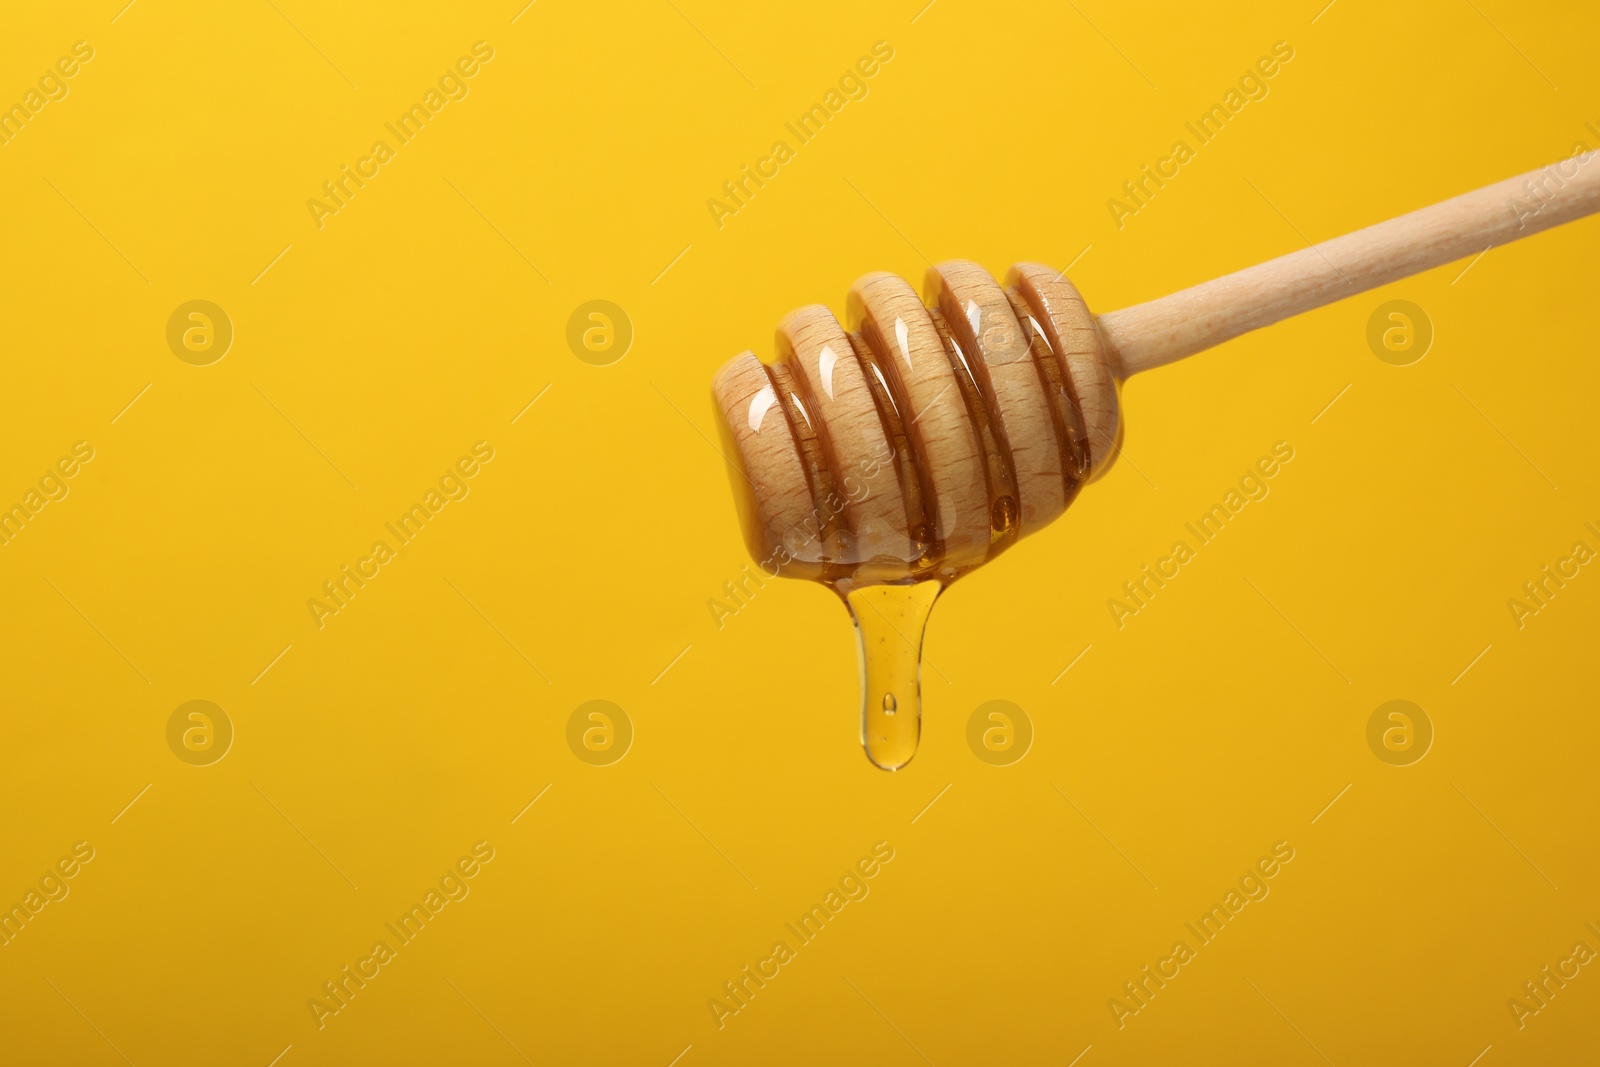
[712,261,1121,587]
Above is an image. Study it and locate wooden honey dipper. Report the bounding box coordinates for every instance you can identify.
[712,153,1600,770]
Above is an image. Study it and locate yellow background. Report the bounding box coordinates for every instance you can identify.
[2,0,1597,1063]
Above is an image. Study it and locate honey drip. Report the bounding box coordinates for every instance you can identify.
[843,580,941,771]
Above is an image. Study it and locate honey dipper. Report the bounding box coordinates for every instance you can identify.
[711,153,1600,771]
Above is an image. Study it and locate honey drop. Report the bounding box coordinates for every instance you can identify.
[843,580,942,771]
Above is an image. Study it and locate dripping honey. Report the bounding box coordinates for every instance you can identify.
[717,269,1105,770]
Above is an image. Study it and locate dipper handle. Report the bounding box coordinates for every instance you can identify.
[1100,152,1600,377]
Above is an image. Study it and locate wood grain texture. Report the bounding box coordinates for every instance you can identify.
[1101,151,1600,376]
[711,352,821,572]
[777,305,911,566]
[928,260,1064,536]
[1009,263,1120,479]
[848,271,990,569]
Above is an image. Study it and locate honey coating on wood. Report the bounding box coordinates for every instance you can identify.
[712,261,1120,769]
